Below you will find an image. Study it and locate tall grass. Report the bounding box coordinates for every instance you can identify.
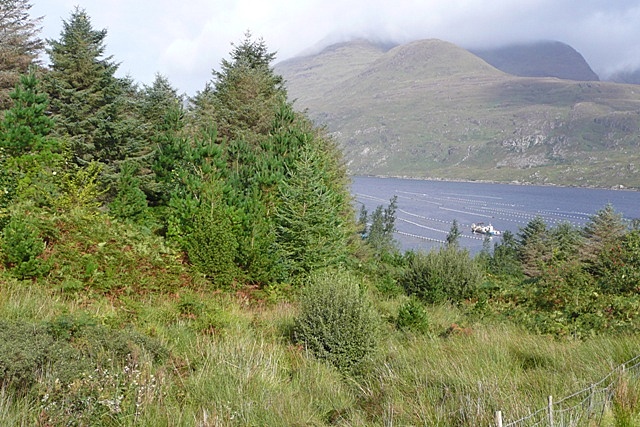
[2,272,640,425]
[1,209,639,425]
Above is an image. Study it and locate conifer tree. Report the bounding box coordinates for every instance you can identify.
[517,216,549,277]
[581,204,628,275]
[108,161,149,224]
[365,196,399,258]
[176,34,355,284]
[275,143,351,277]
[0,71,60,210]
[0,71,53,156]
[190,31,286,143]
[45,7,145,192]
[489,230,522,276]
[0,0,44,110]
[581,204,627,260]
[446,219,461,247]
[141,74,183,137]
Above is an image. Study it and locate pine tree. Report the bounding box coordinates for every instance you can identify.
[0,71,60,210]
[549,221,582,264]
[0,71,53,156]
[365,196,399,258]
[173,35,355,285]
[489,230,522,276]
[190,31,286,143]
[141,73,183,136]
[581,204,627,259]
[0,0,44,110]
[108,161,149,224]
[581,204,628,275]
[446,219,461,247]
[275,144,351,277]
[517,216,549,277]
[45,7,145,193]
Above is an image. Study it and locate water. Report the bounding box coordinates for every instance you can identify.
[352,176,640,254]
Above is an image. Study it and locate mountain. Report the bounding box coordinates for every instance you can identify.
[608,68,640,85]
[276,39,640,188]
[470,41,600,81]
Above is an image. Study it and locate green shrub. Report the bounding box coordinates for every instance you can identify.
[0,214,48,278]
[293,269,380,375]
[0,321,55,392]
[185,201,240,287]
[597,230,640,294]
[0,315,167,426]
[108,166,150,225]
[396,297,429,333]
[400,246,483,304]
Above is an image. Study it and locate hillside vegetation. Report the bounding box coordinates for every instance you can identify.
[2,5,640,426]
[276,39,640,188]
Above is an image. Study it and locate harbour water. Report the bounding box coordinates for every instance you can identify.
[352,176,640,254]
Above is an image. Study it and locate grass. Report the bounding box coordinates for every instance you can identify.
[1,208,640,425]
[2,277,640,425]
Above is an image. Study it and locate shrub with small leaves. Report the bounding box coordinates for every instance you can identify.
[400,246,483,304]
[396,297,430,333]
[0,214,48,278]
[184,200,240,287]
[293,269,380,375]
[0,321,55,392]
[0,316,167,425]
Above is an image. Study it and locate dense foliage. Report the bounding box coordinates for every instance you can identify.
[0,4,639,426]
[400,245,483,304]
[0,0,43,109]
[293,269,380,374]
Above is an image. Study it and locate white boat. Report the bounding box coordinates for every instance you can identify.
[471,222,501,236]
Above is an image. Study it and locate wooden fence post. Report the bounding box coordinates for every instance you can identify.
[548,395,554,427]
[495,410,502,427]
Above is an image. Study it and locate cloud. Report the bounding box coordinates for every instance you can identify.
[31,0,640,94]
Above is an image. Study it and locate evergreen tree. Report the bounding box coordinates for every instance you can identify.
[0,71,53,156]
[357,204,368,237]
[597,229,640,294]
[580,204,627,269]
[164,127,227,243]
[365,196,399,258]
[275,144,351,277]
[446,219,461,247]
[190,31,286,143]
[108,161,149,224]
[45,7,145,193]
[0,71,60,210]
[0,0,44,110]
[517,216,549,277]
[173,35,355,285]
[489,230,522,277]
[549,221,582,265]
[147,77,188,206]
[141,73,183,137]
[183,182,239,287]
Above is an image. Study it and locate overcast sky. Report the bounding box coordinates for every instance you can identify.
[31,0,640,95]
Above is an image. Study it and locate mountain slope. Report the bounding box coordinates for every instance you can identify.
[275,39,640,188]
[279,39,387,103]
[470,41,600,81]
[609,68,640,85]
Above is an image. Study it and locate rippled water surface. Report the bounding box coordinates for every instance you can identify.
[352,176,640,253]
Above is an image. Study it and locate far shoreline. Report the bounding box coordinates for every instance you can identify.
[349,174,639,192]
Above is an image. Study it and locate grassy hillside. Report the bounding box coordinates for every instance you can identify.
[276,39,640,189]
[1,207,640,425]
